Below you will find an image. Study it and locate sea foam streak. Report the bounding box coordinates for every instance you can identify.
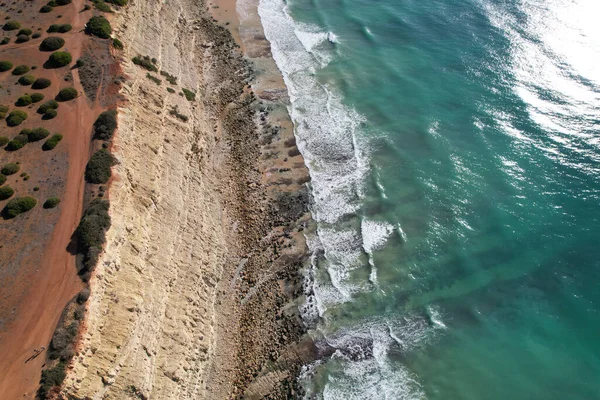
[257,0,438,397]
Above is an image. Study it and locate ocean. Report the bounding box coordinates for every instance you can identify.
[256,0,600,398]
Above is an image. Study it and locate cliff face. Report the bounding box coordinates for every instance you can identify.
[63,0,245,398]
[63,0,314,397]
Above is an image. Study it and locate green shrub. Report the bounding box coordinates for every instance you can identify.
[48,51,72,68]
[23,127,50,142]
[48,1,58,6]
[0,136,8,146]
[169,105,188,122]
[15,34,30,43]
[56,0,72,5]
[160,70,177,85]
[32,77,52,89]
[38,361,67,399]
[132,55,157,72]
[76,198,110,276]
[18,74,35,85]
[93,0,112,12]
[0,61,13,72]
[43,108,58,119]
[0,174,5,185]
[5,134,29,151]
[39,36,65,51]
[12,65,30,75]
[30,93,44,103]
[56,87,77,101]
[106,0,127,5]
[85,150,116,184]
[182,88,196,101]
[16,95,32,106]
[77,288,90,303]
[0,186,14,200]
[40,5,53,13]
[93,110,117,140]
[32,32,41,39]
[167,87,175,93]
[17,28,32,36]
[44,196,60,208]
[146,73,161,85]
[112,38,123,50]
[0,38,9,45]
[47,24,71,33]
[6,110,28,126]
[1,163,20,175]
[3,196,36,218]
[38,99,59,113]
[3,21,21,31]
[85,16,111,39]
[43,133,63,150]
[0,106,8,119]
[58,24,72,33]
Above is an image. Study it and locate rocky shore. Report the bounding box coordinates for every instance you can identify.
[62,0,315,398]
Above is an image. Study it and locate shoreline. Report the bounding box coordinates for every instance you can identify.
[62,0,316,397]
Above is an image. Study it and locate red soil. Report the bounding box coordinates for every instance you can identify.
[0,0,106,398]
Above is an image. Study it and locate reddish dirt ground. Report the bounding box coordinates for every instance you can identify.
[0,0,110,398]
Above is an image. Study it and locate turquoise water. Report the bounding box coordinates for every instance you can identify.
[257,0,600,398]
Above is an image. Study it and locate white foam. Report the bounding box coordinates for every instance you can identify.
[361,219,395,254]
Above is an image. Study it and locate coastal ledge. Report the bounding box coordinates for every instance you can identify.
[60,0,316,398]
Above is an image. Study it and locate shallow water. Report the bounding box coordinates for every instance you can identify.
[257,0,600,398]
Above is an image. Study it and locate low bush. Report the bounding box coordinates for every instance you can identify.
[85,149,116,184]
[93,0,112,12]
[16,95,32,106]
[93,110,117,140]
[38,99,59,113]
[43,108,58,119]
[182,88,196,102]
[169,105,188,122]
[43,133,62,150]
[3,21,21,31]
[47,23,71,33]
[56,0,72,5]
[2,196,36,218]
[17,28,32,36]
[132,55,157,72]
[77,288,90,303]
[12,65,30,75]
[15,34,30,43]
[32,32,41,39]
[0,38,9,45]
[146,73,160,85]
[1,163,20,175]
[160,70,177,85]
[43,196,60,208]
[76,198,110,277]
[17,74,35,85]
[48,51,72,68]
[32,77,51,89]
[40,5,53,13]
[0,136,8,146]
[39,36,65,51]
[0,106,8,119]
[38,361,66,399]
[112,38,123,50]
[0,186,14,200]
[23,127,50,142]
[85,16,111,39]
[106,0,127,5]
[0,61,13,71]
[30,93,44,103]
[0,174,5,185]
[6,110,28,126]
[56,87,77,101]
[6,134,29,151]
